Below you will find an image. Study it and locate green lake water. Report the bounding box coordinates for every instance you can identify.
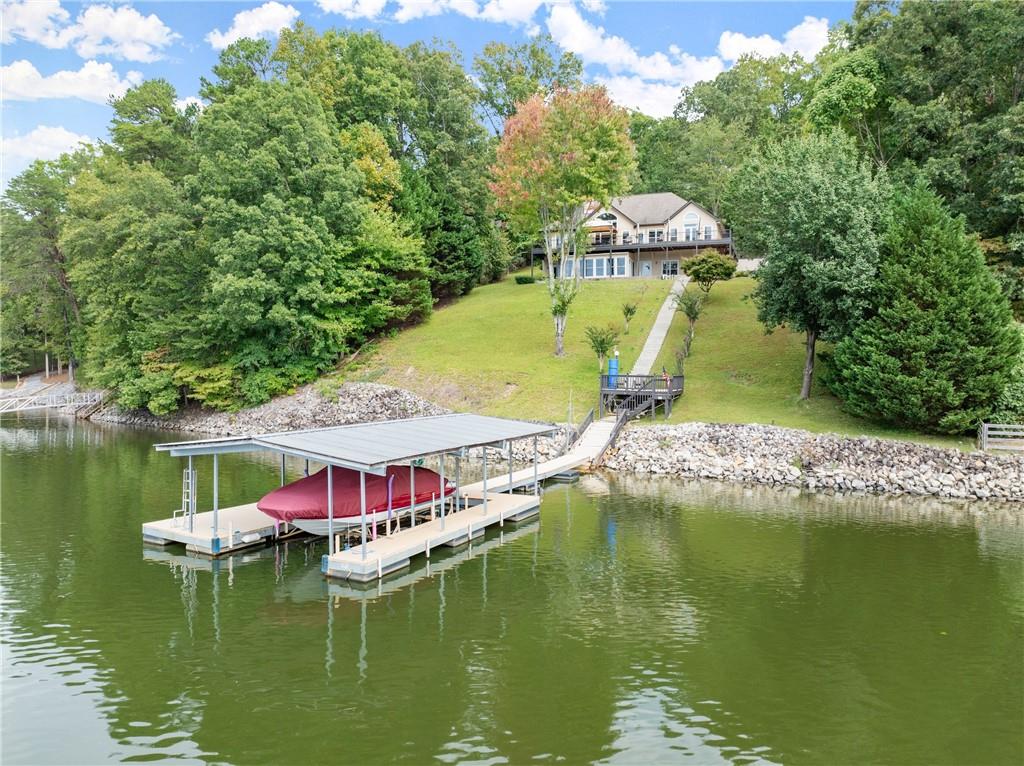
[2,414,1022,765]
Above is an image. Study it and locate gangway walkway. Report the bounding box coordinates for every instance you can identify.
[0,391,103,414]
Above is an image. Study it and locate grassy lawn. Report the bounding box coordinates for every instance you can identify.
[337,273,672,421]
[654,277,971,449]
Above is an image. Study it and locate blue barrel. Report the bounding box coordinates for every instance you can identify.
[607,355,619,388]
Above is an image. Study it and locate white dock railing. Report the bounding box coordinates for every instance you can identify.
[978,423,1024,452]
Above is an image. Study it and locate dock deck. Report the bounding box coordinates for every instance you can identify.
[323,489,540,582]
[142,502,281,556]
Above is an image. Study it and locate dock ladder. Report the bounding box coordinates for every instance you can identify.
[172,468,197,531]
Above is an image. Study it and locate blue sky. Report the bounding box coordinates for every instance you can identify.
[1,1,853,186]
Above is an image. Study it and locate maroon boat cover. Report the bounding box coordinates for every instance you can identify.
[257,465,453,523]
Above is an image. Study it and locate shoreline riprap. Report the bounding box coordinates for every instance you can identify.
[604,422,1023,503]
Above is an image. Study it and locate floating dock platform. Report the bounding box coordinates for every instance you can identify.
[323,489,538,582]
[142,502,285,556]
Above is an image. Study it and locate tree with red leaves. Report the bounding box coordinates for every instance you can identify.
[491,87,635,356]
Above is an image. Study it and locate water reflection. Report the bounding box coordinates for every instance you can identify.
[2,415,1022,765]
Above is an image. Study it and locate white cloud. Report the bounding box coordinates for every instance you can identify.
[175,96,204,112]
[2,125,92,188]
[718,16,829,62]
[547,4,721,83]
[393,0,478,23]
[206,1,300,50]
[579,0,605,14]
[595,75,683,119]
[0,1,178,62]
[478,0,544,33]
[316,0,387,19]
[1,59,143,103]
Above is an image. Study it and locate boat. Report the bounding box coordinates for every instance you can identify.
[256,465,455,536]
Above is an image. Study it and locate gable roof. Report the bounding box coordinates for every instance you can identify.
[609,192,688,225]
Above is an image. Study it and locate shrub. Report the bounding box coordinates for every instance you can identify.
[584,325,619,373]
[621,301,638,333]
[514,274,539,285]
[683,250,736,295]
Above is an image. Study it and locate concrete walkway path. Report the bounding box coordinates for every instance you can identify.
[630,275,689,375]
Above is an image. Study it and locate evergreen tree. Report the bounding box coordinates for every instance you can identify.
[828,185,1021,433]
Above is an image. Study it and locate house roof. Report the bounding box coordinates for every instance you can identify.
[609,192,688,225]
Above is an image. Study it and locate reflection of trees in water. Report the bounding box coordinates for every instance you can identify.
[2,415,1021,765]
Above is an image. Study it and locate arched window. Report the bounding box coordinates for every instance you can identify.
[683,212,699,241]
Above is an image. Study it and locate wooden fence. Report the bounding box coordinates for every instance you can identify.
[977,423,1024,451]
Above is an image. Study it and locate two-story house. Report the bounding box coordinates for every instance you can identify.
[538,192,732,279]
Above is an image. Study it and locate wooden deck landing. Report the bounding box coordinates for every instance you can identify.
[141,502,281,556]
[323,490,540,582]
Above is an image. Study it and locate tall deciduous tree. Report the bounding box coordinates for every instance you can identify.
[723,131,885,399]
[828,185,1021,433]
[491,87,635,355]
[472,34,582,133]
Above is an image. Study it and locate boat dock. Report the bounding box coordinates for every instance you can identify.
[145,413,618,581]
[323,488,539,581]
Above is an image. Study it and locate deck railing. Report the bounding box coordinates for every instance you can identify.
[600,373,684,395]
[977,423,1024,451]
[594,377,658,466]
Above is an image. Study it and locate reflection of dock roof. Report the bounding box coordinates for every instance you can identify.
[155,414,557,473]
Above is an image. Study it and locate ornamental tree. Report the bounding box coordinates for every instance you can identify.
[491,86,635,355]
[828,185,1021,433]
[683,250,736,295]
[722,130,886,399]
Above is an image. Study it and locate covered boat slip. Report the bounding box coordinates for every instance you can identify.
[145,414,558,568]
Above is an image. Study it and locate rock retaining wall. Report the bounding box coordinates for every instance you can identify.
[604,423,1024,502]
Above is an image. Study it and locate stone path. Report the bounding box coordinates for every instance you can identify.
[630,275,689,375]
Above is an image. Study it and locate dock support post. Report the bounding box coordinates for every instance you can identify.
[187,455,195,532]
[212,453,219,538]
[439,454,446,530]
[280,454,286,486]
[359,471,367,561]
[409,461,416,528]
[533,436,539,496]
[482,449,488,516]
[508,441,513,494]
[455,455,461,511]
[304,458,309,477]
[327,465,334,555]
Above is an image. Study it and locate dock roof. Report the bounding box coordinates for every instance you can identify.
[155,414,559,473]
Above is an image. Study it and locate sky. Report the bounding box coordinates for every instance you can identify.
[1,0,854,187]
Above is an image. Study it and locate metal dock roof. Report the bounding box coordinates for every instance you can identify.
[154,413,558,473]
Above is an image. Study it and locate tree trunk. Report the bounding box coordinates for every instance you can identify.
[553,314,566,356]
[800,328,817,400]
[684,319,696,356]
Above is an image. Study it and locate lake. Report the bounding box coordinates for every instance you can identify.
[2,414,1021,765]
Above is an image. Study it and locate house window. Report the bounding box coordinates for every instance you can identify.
[669,228,678,242]
[683,212,699,241]
[594,233,611,245]
[623,231,631,244]
[583,258,594,277]
[615,256,627,276]
[648,229,664,243]
[704,225,714,240]
[662,260,679,277]
[594,257,606,277]
[563,259,574,278]
[637,232,644,243]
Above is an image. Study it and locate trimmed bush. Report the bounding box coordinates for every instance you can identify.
[514,275,540,285]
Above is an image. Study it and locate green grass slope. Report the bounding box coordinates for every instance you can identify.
[339,275,672,421]
[654,278,969,448]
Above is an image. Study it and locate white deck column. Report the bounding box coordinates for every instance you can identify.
[187,455,195,532]
[409,461,416,528]
[455,455,461,510]
[280,454,286,486]
[360,471,367,560]
[327,465,334,555]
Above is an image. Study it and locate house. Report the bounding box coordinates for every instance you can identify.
[538,192,732,279]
